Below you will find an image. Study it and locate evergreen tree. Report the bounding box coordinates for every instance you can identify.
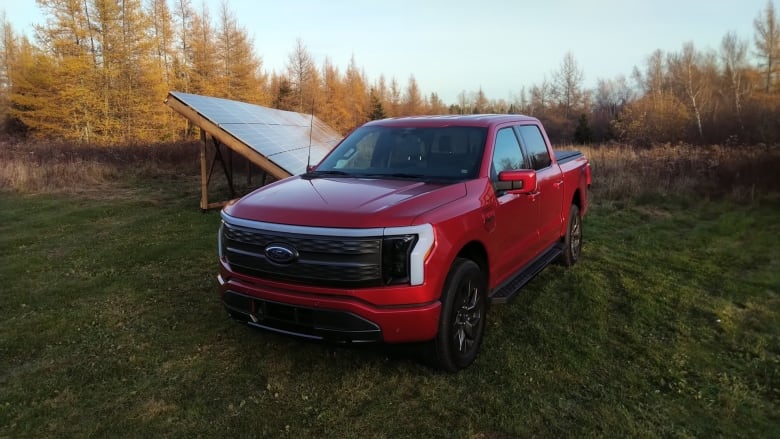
[573,114,592,144]
[368,88,386,120]
[270,73,294,111]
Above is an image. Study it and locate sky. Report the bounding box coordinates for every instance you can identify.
[1,0,770,103]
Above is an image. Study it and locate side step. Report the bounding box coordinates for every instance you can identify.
[489,244,562,305]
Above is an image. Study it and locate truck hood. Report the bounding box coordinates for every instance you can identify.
[224,176,467,228]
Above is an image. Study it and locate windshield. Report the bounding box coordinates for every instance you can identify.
[313,125,487,180]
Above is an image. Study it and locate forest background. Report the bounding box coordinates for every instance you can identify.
[0,0,779,146]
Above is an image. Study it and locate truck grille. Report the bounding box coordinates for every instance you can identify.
[222,222,383,287]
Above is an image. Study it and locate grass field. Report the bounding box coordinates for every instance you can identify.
[1,142,779,437]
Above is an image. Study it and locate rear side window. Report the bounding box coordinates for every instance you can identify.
[517,125,551,169]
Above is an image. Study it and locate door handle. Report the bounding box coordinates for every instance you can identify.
[528,191,540,201]
[552,180,564,189]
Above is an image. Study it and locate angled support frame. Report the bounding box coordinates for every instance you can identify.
[166,93,293,210]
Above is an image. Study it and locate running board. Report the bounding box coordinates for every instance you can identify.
[489,244,562,305]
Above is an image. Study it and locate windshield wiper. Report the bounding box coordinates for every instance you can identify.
[302,170,354,179]
[361,172,427,179]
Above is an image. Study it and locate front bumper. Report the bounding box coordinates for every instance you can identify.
[218,263,442,344]
[223,290,383,343]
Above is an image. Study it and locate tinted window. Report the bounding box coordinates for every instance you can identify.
[490,128,525,180]
[517,125,551,169]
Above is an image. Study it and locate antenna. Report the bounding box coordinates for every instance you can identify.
[306,100,314,172]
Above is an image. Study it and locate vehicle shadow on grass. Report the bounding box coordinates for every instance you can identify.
[226,320,433,375]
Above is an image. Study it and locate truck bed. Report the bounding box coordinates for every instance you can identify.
[555,150,583,164]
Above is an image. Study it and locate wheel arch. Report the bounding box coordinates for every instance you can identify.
[572,188,582,210]
[455,240,489,288]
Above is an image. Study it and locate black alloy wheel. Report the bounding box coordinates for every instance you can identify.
[427,258,487,372]
[561,204,582,266]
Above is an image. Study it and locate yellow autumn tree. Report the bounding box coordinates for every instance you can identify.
[11,0,103,141]
[319,58,349,133]
[91,0,168,142]
[215,0,266,104]
[344,55,368,130]
[0,12,16,126]
[285,38,319,114]
[613,93,692,146]
[188,3,219,97]
[401,75,423,115]
[171,0,195,93]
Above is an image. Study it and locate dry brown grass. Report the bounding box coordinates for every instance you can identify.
[577,143,780,202]
[0,137,200,194]
[1,137,778,202]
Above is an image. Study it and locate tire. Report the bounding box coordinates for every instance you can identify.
[426,258,487,372]
[560,204,582,267]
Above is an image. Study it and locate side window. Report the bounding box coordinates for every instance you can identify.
[490,128,526,181]
[517,125,551,169]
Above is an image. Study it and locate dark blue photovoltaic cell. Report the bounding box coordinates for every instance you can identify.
[168,91,341,175]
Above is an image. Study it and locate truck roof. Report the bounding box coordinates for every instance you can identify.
[363,114,539,128]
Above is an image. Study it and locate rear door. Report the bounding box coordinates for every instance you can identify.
[516,125,564,249]
[488,126,541,283]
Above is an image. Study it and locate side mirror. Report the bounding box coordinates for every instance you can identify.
[496,169,537,194]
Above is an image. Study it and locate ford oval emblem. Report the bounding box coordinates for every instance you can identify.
[264,243,298,264]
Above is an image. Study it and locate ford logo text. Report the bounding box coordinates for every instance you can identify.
[264,243,298,264]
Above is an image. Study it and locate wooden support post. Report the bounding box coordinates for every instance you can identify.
[200,130,209,210]
[246,159,252,187]
[212,139,236,198]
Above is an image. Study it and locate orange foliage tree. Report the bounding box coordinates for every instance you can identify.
[0,1,779,144]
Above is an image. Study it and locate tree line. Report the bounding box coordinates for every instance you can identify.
[0,0,779,145]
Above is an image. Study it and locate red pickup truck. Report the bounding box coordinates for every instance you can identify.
[218,115,591,371]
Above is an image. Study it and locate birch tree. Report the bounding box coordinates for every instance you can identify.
[286,38,317,113]
[721,31,752,129]
[754,0,780,92]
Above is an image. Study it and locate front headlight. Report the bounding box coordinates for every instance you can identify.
[382,235,417,285]
[218,221,226,259]
[382,224,434,286]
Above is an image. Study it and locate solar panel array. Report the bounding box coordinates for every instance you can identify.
[168,91,342,175]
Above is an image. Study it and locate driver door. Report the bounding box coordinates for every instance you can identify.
[488,127,541,284]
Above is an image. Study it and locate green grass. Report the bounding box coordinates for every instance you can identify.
[1,177,778,437]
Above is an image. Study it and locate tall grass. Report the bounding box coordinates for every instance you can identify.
[578,143,780,202]
[0,138,200,193]
[2,137,778,202]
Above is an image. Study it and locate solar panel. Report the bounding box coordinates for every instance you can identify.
[166,91,342,176]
